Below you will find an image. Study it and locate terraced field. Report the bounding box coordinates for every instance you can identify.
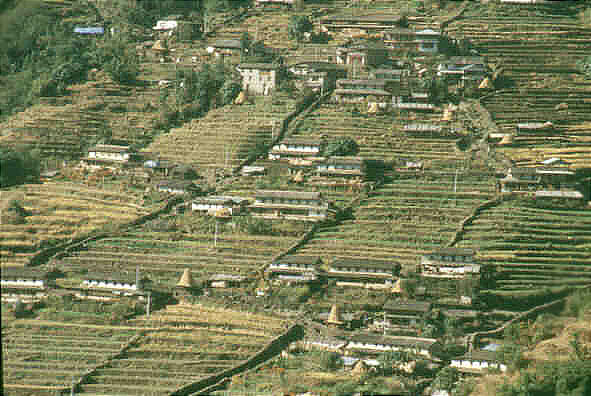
[57,216,308,287]
[146,93,297,174]
[77,303,289,396]
[2,320,136,396]
[0,181,150,268]
[0,74,162,160]
[2,304,289,396]
[297,172,496,270]
[455,200,591,292]
[448,2,591,167]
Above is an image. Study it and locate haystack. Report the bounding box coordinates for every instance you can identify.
[498,134,513,146]
[367,102,379,114]
[177,269,194,288]
[234,91,247,105]
[293,170,305,184]
[351,360,368,376]
[327,304,343,326]
[478,77,494,90]
[152,40,167,52]
[392,278,402,294]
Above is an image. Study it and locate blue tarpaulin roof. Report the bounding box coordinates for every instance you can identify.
[74,27,105,35]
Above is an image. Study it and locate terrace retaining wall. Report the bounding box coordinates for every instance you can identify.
[168,323,304,396]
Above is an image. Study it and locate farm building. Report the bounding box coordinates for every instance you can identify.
[207,274,247,288]
[336,41,389,67]
[415,29,441,53]
[383,300,432,327]
[156,180,200,195]
[516,122,554,135]
[320,13,406,34]
[334,88,393,104]
[345,334,442,358]
[250,190,330,221]
[316,156,366,178]
[499,166,583,197]
[288,61,347,92]
[317,305,366,330]
[85,144,132,164]
[298,336,347,352]
[327,257,400,288]
[74,27,105,35]
[206,39,242,56]
[80,271,145,298]
[420,248,480,278]
[237,63,278,96]
[265,255,321,284]
[450,350,507,374]
[191,196,248,216]
[268,138,325,161]
[1,267,56,302]
[438,57,487,77]
[153,20,178,31]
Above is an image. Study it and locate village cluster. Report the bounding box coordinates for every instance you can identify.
[2,0,591,395]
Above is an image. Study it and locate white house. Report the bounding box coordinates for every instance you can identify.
[420,248,481,278]
[191,196,247,216]
[236,63,278,96]
[450,350,507,373]
[346,334,442,358]
[153,20,178,31]
[268,139,324,161]
[250,190,329,221]
[87,144,131,163]
[415,29,441,53]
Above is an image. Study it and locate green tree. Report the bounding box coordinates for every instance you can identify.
[325,138,359,157]
[101,37,139,84]
[433,367,459,392]
[288,15,313,42]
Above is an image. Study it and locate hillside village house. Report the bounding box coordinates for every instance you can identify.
[237,63,278,96]
[499,166,583,199]
[516,121,554,135]
[153,20,178,32]
[250,190,329,221]
[334,88,393,104]
[255,0,296,7]
[85,144,132,164]
[269,138,325,161]
[383,28,441,53]
[316,156,366,179]
[327,257,400,288]
[206,39,242,56]
[320,13,405,35]
[1,267,56,303]
[415,29,441,53]
[191,196,248,216]
[288,61,347,93]
[346,334,442,359]
[80,271,146,299]
[420,248,480,278]
[451,350,507,374]
[156,180,200,195]
[383,300,432,327]
[207,274,247,289]
[74,27,105,35]
[265,255,321,284]
[336,41,389,67]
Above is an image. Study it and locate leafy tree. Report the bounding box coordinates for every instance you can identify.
[318,351,342,371]
[101,37,139,84]
[325,138,359,157]
[577,55,591,79]
[432,367,459,392]
[0,147,40,187]
[288,15,313,42]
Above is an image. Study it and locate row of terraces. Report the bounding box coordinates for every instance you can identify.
[145,92,297,174]
[295,173,496,272]
[2,320,136,396]
[447,2,591,168]
[75,304,288,396]
[0,181,150,268]
[455,199,591,292]
[54,217,308,287]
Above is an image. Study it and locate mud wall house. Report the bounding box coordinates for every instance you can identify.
[250,190,329,221]
[1,268,54,303]
[420,248,480,279]
[80,272,145,299]
[237,63,278,96]
[334,88,393,104]
[299,337,347,352]
[85,144,132,165]
[316,156,366,179]
[268,139,325,161]
[156,180,200,195]
[336,41,389,67]
[265,255,321,284]
[207,274,246,289]
[450,350,507,374]
[327,257,400,289]
[191,196,247,216]
[383,300,432,327]
[346,334,441,359]
[516,122,555,136]
[288,62,347,91]
[499,166,582,195]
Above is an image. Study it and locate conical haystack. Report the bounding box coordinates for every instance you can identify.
[177,269,193,288]
[498,134,513,146]
[392,278,402,294]
[367,102,378,114]
[234,91,247,105]
[351,359,368,376]
[327,304,343,326]
[152,40,167,52]
[479,77,494,90]
[293,170,304,184]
